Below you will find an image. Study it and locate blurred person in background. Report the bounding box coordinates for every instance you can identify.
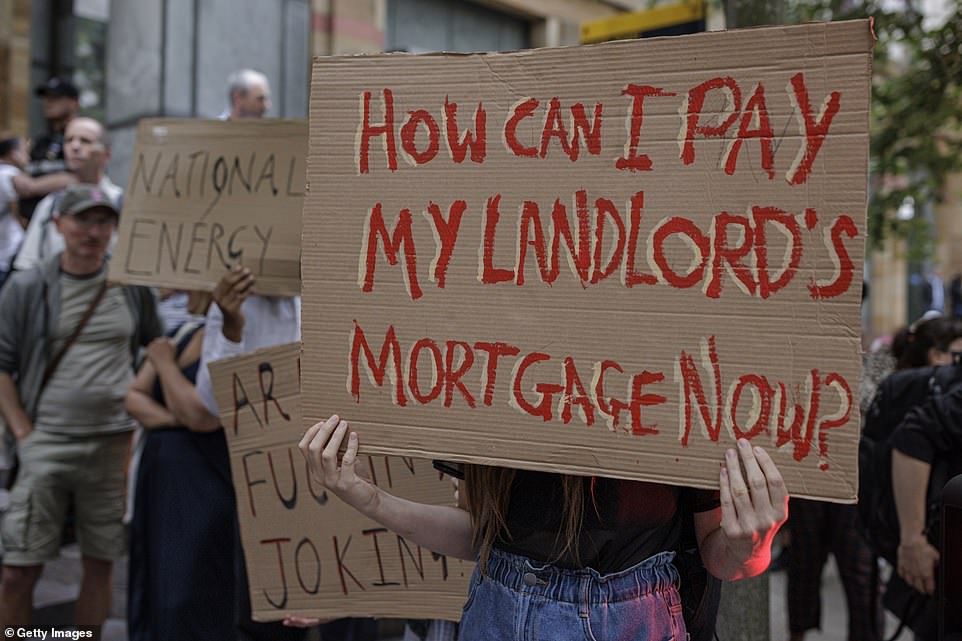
[220,69,272,120]
[20,77,80,222]
[0,136,29,290]
[778,300,962,641]
[861,314,962,640]
[892,314,962,371]
[14,117,119,272]
[0,135,77,288]
[888,374,962,641]
[125,291,240,641]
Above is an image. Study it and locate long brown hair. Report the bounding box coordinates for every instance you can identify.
[464,465,595,571]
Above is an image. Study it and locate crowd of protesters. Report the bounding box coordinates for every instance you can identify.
[0,71,958,641]
[0,71,379,641]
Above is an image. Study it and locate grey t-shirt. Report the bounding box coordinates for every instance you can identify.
[36,269,136,435]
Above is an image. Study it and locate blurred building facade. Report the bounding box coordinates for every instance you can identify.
[0,0,33,137]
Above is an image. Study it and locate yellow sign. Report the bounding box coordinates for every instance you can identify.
[581,0,705,44]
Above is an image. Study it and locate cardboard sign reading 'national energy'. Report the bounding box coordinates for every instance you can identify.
[109,119,305,295]
[209,343,470,621]
[302,21,873,502]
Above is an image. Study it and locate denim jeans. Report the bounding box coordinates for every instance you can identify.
[459,548,686,641]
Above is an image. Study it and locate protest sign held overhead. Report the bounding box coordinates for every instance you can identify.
[302,21,874,502]
[109,119,306,296]
[209,343,471,621]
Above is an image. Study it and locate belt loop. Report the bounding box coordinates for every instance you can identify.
[579,574,591,618]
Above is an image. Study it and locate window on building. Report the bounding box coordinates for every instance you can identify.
[29,0,108,135]
[387,0,529,54]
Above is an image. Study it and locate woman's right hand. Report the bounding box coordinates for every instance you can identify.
[298,415,377,513]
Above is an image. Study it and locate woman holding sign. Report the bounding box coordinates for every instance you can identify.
[299,416,787,641]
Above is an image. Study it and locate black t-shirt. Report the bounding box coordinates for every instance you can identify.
[21,131,67,221]
[28,131,66,167]
[497,470,719,574]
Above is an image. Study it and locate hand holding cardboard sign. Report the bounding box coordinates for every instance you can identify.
[703,439,788,579]
[212,265,254,342]
[299,415,378,513]
[298,414,476,562]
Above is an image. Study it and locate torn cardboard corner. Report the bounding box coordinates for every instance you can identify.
[109,118,306,296]
[209,342,471,621]
[301,20,873,502]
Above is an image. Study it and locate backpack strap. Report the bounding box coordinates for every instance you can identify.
[40,280,107,392]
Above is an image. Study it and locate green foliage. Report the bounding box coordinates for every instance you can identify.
[787,0,962,249]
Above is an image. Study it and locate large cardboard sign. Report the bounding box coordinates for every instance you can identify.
[109,119,306,296]
[209,343,471,621]
[302,21,873,502]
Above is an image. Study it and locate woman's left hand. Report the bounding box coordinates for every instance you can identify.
[718,439,789,565]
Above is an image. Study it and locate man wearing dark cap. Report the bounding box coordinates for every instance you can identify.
[0,184,162,627]
[20,77,81,221]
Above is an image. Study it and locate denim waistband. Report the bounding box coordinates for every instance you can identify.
[482,547,680,605]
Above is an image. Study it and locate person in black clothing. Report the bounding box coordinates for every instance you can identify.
[787,316,962,641]
[889,378,962,639]
[124,291,239,641]
[20,77,79,221]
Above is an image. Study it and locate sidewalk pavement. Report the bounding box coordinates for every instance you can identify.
[770,557,911,641]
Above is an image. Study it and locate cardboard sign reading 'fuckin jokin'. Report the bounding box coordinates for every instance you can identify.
[209,343,471,621]
[302,21,874,502]
[109,119,306,296]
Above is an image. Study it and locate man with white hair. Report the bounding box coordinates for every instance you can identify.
[221,68,272,120]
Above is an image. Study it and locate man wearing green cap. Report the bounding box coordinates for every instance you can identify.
[0,183,162,628]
